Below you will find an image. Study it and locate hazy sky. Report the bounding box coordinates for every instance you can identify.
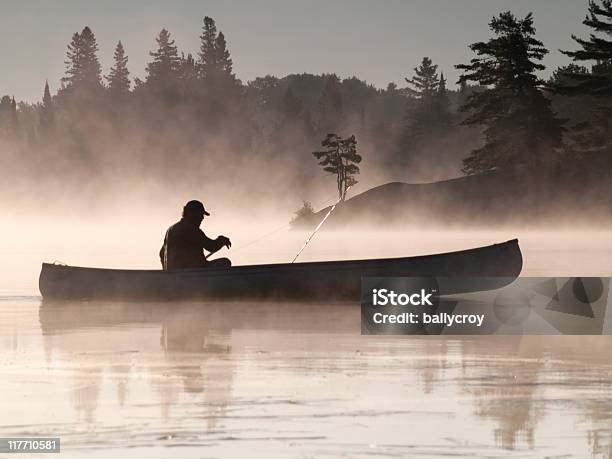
[0,0,593,102]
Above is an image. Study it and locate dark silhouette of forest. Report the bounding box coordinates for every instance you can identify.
[1,4,611,212]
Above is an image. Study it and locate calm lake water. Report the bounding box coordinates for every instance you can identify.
[1,228,612,457]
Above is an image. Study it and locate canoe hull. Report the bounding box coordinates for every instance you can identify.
[39,239,522,301]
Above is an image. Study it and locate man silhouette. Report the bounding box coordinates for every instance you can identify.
[160,200,231,270]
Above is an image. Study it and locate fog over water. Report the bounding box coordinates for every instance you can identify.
[2,204,612,295]
[2,204,612,457]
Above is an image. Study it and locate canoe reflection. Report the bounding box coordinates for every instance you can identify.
[38,300,358,335]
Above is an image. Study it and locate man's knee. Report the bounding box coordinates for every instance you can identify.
[208,257,231,269]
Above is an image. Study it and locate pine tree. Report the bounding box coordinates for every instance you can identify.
[62,26,102,91]
[398,57,447,157]
[145,29,181,87]
[548,64,589,87]
[62,32,82,88]
[558,1,612,157]
[106,41,131,99]
[312,133,361,201]
[405,57,439,99]
[215,32,233,77]
[560,0,612,96]
[198,16,236,87]
[456,12,564,174]
[39,80,55,133]
[437,73,452,126]
[198,16,217,79]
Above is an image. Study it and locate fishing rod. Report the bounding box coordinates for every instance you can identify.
[291,186,351,263]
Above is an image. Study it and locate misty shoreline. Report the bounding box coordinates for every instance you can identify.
[292,168,612,230]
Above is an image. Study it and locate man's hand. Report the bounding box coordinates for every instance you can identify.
[218,235,232,249]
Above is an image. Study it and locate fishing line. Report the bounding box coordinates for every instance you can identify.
[230,223,291,253]
[291,186,351,263]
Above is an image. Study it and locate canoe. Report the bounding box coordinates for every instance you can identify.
[39,239,522,301]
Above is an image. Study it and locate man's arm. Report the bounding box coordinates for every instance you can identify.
[199,230,231,255]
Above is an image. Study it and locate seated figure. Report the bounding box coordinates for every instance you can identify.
[159,200,231,270]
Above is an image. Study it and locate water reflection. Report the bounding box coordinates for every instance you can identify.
[72,366,102,424]
[37,300,357,435]
[7,300,607,456]
[160,312,234,430]
[459,337,543,450]
[459,336,612,454]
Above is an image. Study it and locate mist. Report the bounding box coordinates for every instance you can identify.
[1,6,612,300]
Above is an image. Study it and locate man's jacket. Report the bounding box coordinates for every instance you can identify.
[159,218,225,269]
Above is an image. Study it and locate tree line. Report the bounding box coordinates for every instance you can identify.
[1,3,611,200]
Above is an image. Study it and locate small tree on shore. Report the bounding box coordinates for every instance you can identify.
[290,200,315,225]
[313,133,361,201]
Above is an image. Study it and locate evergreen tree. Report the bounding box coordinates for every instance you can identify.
[197,16,241,125]
[145,29,181,87]
[106,41,131,99]
[436,72,452,125]
[198,16,217,78]
[215,32,234,77]
[438,73,447,94]
[456,12,564,174]
[398,57,447,157]
[61,26,102,91]
[39,80,55,133]
[548,64,589,87]
[312,133,361,201]
[405,57,439,99]
[198,16,236,87]
[560,0,612,96]
[558,1,612,157]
